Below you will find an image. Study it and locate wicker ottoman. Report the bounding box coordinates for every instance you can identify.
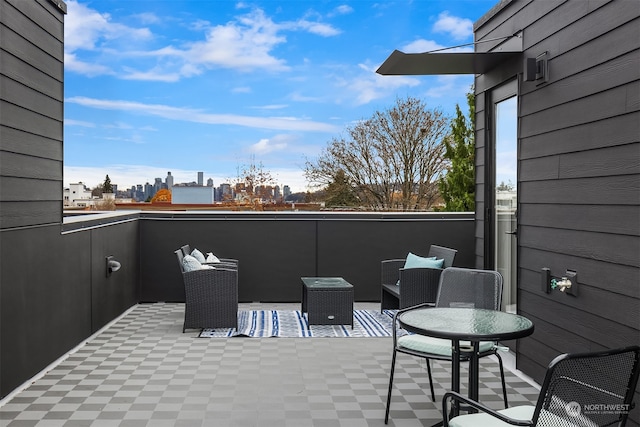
[301,277,354,328]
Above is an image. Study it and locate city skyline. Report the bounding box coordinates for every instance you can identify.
[62,0,495,193]
[67,169,291,194]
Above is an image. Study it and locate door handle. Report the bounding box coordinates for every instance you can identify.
[505,230,517,235]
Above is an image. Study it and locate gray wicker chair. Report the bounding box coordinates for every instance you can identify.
[443,345,640,427]
[380,245,457,311]
[385,267,506,424]
[175,249,238,332]
[180,244,239,269]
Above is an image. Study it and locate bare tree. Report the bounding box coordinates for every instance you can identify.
[305,96,449,211]
[230,156,276,208]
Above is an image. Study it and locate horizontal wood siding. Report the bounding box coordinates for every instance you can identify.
[474,0,640,415]
[0,0,64,229]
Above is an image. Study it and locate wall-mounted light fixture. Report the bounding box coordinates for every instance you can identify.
[524,52,548,84]
[106,256,121,277]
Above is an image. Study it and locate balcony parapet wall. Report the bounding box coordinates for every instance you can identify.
[135,211,475,302]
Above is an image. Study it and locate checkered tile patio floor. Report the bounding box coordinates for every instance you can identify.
[0,302,540,426]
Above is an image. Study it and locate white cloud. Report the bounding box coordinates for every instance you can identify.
[249,138,288,154]
[104,122,133,130]
[183,8,289,73]
[402,39,473,54]
[402,40,446,53]
[120,67,181,82]
[333,5,354,16]
[292,19,341,37]
[335,63,421,105]
[251,104,288,110]
[66,96,340,132]
[133,12,161,25]
[65,119,95,127]
[64,0,154,77]
[269,167,312,193]
[289,92,323,103]
[432,12,473,41]
[424,75,473,99]
[64,52,113,76]
[65,0,152,52]
[64,2,343,81]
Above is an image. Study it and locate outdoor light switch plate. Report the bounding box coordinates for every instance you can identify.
[565,270,578,296]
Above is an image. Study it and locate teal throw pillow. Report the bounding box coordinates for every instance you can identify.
[396,253,445,286]
[403,252,444,269]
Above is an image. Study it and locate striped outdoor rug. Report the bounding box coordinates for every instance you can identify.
[199,309,397,338]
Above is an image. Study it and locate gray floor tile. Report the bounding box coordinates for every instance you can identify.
[0,303,539,426]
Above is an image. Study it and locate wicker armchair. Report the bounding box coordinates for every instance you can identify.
[443,345,640,427]
[380,245,457,311]
[175,249,238,332]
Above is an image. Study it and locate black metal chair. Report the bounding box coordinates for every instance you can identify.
[380,245,457,311]
[443,345,640,427]
[175,249,238,332]
[385,267,506,424]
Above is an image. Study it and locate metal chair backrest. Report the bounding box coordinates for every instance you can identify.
[533,345,640,427]
[175,249,185,273]
[435,267,503,310]
[428,245,457,268]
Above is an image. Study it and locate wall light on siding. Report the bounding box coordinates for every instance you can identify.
[524,52,548,84]
[106,256,121,277]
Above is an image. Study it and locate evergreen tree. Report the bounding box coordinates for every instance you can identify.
[325,170,359,207]
[102,175,113,193]
[439,89,475,211]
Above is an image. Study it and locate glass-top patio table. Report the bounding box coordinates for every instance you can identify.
[397,307,534,418]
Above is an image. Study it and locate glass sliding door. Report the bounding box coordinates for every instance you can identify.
[487,79,518,314]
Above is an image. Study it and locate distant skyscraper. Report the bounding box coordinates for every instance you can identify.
[220,183,232,201]
[197,172,203,186]
[206,178,213,187]
[144,182,153,200]
[283,185,291,198]
[166,172,174,189]
[154,178,163,194]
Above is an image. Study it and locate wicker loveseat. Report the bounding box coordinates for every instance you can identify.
[175,249,238,332]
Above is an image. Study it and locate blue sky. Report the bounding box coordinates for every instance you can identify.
[63,0,497,193]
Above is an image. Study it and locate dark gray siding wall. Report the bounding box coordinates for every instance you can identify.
[0,0,141,399]
[475,0,640,419]
[0,219,140,399]
[0,0,64,229]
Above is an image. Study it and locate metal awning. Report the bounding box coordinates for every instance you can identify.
[376,50,521,75]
